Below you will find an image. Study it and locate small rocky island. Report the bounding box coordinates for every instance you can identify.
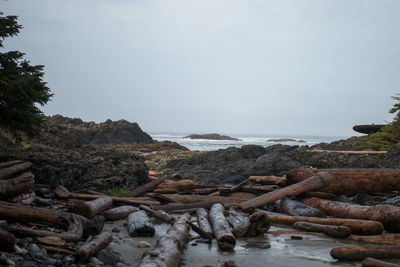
[184,133,241,141]
[268,138,306,143]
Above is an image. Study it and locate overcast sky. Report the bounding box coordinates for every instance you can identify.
[2,0,400,136]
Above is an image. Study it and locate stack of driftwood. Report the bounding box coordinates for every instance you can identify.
[2,160,400,267]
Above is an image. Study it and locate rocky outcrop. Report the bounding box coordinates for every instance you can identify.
[184,133,241,141]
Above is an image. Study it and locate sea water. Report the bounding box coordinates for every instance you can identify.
[150,133,346,151]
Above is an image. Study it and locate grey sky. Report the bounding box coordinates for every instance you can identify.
[2,0,400,136]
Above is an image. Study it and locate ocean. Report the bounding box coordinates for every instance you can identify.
[150,133,347,151]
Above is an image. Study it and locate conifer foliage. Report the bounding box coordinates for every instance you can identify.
[0,14,52,138]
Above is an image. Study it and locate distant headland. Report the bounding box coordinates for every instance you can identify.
[184,133,241,141]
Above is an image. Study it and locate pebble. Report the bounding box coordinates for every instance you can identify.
[116,263,126,267]
[148,251,160,257]
[111,227,120,233]
[290,235,303,240]
[89,257,104,266]
[27,243,41,253]
[14,244,25,254]
[137,241,151,248]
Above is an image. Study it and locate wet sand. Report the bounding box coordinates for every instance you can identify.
[103,218,372,267]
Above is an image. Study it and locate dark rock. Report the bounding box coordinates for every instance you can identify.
[83,216,105,238]
[352,193,377,206]
[97,248,121,265]
[184,133,241,141]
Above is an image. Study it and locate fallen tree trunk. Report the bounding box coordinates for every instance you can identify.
[150,194,250,205]
[192,185,278,195]
[196,208,213,237]
[55,185,160,206]
[303,197,400,232]
[76,232,113,261]
[0,172,35,198]
[259,210,384,235]
[277,198,326,217]
[138,213,191,267]
[139,205,174,224]
[129,176,168,197]
[362,257,400,267]
[68,197,113,219]
[0,162,32,179]
[331,245,400,261]
[209,203,236,250]
[350,234,400,245]
[153,201,219,212]
[287,168,400,195]
[240,172,333,210]
[155,179,195,192]
[227,207,270,237]
[249,175,286,185]
[293,221,351,238]
[0,228,15,251]
[102,206,138,221]
[127,210,155,237]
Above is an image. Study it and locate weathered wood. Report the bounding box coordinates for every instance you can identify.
[227,207,270,237]
[301,191,337,199]
[68,197,113,219]
[138,213,191,267]
[268,229,326,237]
[37,236,66,247]
[350,234,400,245]
[331,245,400,261]
[0,228,15,251]
[129,176,168,197]
[154,201,219,212]
[39,244,75,256]
[277,198,326,217]
[0,162,32,179]
[240,172,333,210]
[102,206,139,221]
[155,179,195,191]
[362,257,400,267]
[230,179,249,192]
[152,194,250,205]
[55,185,160,206]
[303,197,400,232]
[249,175,286,185]
[76,232,113,261]
[127,210,155,237]
[0,172,35,198]
[186,220,213,240]
[293,221,351,238]
[287,168,400,195]
[139,205,174,223]
[196,208,213,237]
[209,203,236,250]
[259,210,384,235]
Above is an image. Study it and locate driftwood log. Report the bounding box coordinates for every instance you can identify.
[138,213,191,267]
[102,206,138,221]
[303,197,400,232]
[186,220,213,240]
[293,221,351,238]
[260,210,383,235]
[154,179,195,194]
[249,175,286,185]
[196,208,213,237]
[149,193,250,205]
[68,197,113,219]
[0,228,15,251]
[331,245,400,261]
[129,176,168,197]
[209,203,236,250]
[0,162,32,179]
[362,257,400,267]
[287,168,400,195]
[127,210,155,237]
[277,198,326,217]
[350,234,400,245]
[0,172,35,198]
[227,207,270,237]
[154,201,219,212]
[139,205,174,224]
[240,172,333,210]
[76,232,113,261]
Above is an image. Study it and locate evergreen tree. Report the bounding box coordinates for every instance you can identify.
[0,14,52,138]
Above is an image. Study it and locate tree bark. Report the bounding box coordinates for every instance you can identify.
[0,228,15,251]
[287,168,400,195]
[303,197,400,232]
[128,176,168,197]
[260,210,383,235]
[331,245,400,261]
[155,179,195,191]
[196,208,213,237]
[362,257,400,267]
[151,194,250,205]
[102,206,138,221]
[209,203,236,250]
[127,210,155,237]
[350,234,400,245]
[0,162,32,179]
[68,197,113,219]
[249,175,286,185]
[139,205,174,224]
[240,172,333,210]
[227,207,270,237]
[76,232,113,261]
[277,198,326,217]
[293,221,351,238]
[186,220,213,240]
[154,201,219,212]
[0,172,35,198]
[138,213,191,267]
